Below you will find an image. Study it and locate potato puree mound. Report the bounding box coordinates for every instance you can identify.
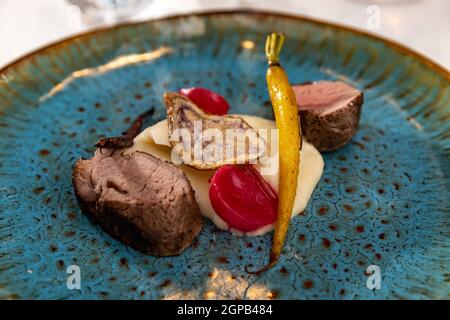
[124,115,324,236]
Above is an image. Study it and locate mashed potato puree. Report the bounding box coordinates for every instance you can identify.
[125,115,324,236]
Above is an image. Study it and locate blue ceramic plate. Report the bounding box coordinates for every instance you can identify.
[0,11,449,300]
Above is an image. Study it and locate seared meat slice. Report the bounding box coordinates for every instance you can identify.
[292,81,363,152]
[72,149,202,256]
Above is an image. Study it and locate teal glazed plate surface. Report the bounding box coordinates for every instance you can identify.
[0,11,449,300]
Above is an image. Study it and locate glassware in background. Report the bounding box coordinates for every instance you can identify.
[66,0,152,25]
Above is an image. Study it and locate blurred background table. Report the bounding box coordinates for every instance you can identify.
[0,0,449,70]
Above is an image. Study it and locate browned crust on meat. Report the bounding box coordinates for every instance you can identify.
[300,93,363,151]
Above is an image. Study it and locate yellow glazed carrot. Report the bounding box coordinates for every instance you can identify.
[264,32,301,270]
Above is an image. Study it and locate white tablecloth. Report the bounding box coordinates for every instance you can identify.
[0,0,449,70]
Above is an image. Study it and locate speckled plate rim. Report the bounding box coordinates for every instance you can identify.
[0,9,449,82]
